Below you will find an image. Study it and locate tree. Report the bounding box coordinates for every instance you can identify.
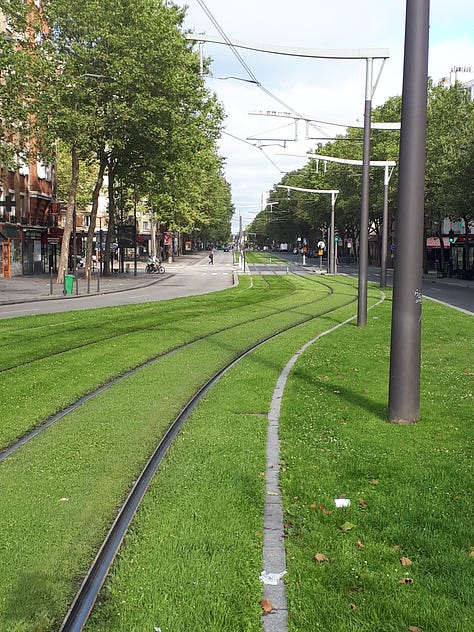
[425,81,474,274]
[35,0,228,278]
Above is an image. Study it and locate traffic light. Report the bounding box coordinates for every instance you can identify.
[448,229,454,243]
[334,236,340,243]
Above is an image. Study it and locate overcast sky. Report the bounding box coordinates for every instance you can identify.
[181,1,474,233]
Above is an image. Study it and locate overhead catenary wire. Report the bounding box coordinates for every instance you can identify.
[194,0,316,129]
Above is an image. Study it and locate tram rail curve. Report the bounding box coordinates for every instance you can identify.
[59,292,360,631]
[0,275,347,457]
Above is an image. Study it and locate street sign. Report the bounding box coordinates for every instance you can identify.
[317,240,326,249]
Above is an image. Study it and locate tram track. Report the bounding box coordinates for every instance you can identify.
[0,275,300,374]
[0,276,343,460]
[59,291,360,632]
[0,273,369,631]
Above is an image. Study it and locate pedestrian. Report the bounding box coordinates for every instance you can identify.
[208,251,214,265]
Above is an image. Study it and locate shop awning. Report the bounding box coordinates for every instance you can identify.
[426,236,454,249]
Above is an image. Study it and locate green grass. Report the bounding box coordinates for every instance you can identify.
[84,295,472,632]
[244,250,286,264]
[0,274,359,631]
[0,278,471,631]
[279,299,473,631]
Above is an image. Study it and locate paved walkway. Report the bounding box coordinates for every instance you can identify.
[0,253,212,305]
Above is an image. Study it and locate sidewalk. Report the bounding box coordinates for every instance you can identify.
[0,253,209,305]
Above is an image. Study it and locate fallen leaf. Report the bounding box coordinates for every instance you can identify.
[358,498,367,508]
[319,504,333,515]
[356,540,365,549]
[400,557,413,566]
[339,521,355,532]
[261,598,273,614]
[310,502,318,509]
[398,578,414,585]
[315,553,329,562]
[469,546,474,557]
[408,626,422,632]
[393,545,401,551]
[363,388,369,394]
[369,479,379,486]
[350,603,357,610]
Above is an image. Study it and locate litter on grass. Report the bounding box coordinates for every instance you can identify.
[334,498,351,508]
[259,570,287,585]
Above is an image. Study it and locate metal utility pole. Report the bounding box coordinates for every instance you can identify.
[357,58,373,327]
[380,165,395,287]
[276,185,339,273]
[388,0,430,424]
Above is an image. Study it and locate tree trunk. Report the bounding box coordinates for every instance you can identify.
[56,146,79,283]
[102,154,115,276]
[83,148,107,278]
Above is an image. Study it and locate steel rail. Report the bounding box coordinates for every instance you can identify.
[0,273,299,374]
[60,290,357,631]
[0,275,334,462]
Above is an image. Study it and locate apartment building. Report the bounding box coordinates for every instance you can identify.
[1,3,55,276]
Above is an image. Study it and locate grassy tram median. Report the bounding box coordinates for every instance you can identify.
[0,274,357,631]
[83,293,472,632]
[0,276,471,631]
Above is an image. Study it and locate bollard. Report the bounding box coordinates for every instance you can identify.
[87,268,91,294]
[286,265,289,275]
[50,267,53,295]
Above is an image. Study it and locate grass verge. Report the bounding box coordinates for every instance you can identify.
[280,298,473,631]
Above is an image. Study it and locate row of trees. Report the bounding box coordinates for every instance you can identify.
[249,81,474,273]
[1,0,233,279]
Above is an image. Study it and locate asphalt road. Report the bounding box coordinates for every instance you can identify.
[273,254,474,315]
[0,251,472,318]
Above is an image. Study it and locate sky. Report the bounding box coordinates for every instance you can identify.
[181,1,474,234]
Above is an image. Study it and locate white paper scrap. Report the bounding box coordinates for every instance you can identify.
[259,570,287,585]
[334,498,351,508]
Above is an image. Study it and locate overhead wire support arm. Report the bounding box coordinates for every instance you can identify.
[186,34,389,61]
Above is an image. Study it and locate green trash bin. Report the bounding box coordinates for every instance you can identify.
[64,274,75,295]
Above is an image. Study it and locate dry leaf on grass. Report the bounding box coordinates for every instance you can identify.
[398,577,414,585]
[400,557,413,566]
[356,540,365,549]
[408,626,422,632]
[359,498,367,508]
[261,598,273,614]
[369,479,379,486]
[315,553,329,562]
